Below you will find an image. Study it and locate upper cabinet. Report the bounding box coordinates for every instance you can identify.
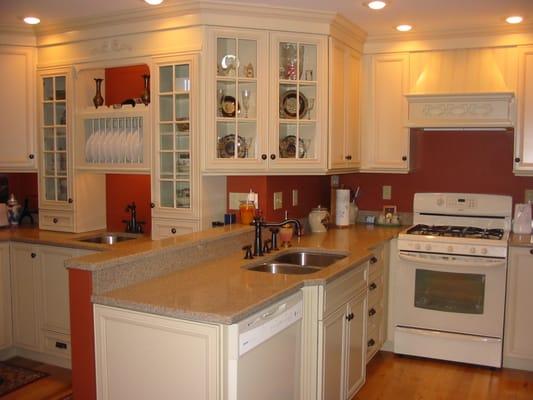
[361,53,411,173]
[514,46,533,176]
[0,46,36,172]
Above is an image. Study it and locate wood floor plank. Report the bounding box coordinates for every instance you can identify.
[354,352,533,400]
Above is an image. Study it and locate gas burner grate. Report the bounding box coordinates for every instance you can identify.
[406,224,504,240]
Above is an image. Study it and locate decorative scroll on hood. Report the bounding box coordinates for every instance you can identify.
[405,92,515,129]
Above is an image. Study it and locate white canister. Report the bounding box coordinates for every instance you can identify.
[335,189,350,227]
[512,203,532,234]
[309,206,330,233]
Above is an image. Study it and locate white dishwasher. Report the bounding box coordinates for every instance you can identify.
[225,291,303,400]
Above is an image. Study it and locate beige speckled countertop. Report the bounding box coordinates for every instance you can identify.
[93,225,402,325]
[510,233,533,247]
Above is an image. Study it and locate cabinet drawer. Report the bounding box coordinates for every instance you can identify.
[42,331,71,359]
[368,273,384,308]
[39,210,74,232]
[323,263,368,317]
[152,219,198,240]
[366,324,381,362]
[368,246,385,277]
[367,302,384,332]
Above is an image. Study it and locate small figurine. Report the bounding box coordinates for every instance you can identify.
[244,63,254,78]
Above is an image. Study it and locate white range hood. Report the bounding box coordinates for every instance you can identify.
[405,92,515,129]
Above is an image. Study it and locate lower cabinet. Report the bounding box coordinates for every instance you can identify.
[9,242,92,366]
[94,304,220,400]
[504,246,533,371]
[0,242,12,350]
[366,244,388,363]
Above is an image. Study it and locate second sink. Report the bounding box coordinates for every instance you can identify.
[272,251,347,268]
[247,263,321,275]
[76,232,140,245]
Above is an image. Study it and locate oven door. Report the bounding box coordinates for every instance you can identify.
[395,250,507,338]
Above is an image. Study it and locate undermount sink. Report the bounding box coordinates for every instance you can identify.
[76,232,140,245]
[245,250,347,275]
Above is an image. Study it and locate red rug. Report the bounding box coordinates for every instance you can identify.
[0,362,48,396]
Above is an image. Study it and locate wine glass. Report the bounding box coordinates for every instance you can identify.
[217,88,225,117]
[242,89,251,118]
[307,98,315,120]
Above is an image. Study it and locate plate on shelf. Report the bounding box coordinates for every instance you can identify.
[220,95,239,117]
[280,90,308,119]
[176,117,190,132]
[217,135,248,158]
[279,135,306,158]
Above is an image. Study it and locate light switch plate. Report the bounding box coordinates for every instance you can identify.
[292,189,298,206]
[273,192,283,210]
[525,189,533,203]
[382,185,392,200]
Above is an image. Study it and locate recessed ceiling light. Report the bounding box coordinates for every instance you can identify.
[365,1,387,10]
[144,0,164,4]
[506,15,523,24]
[396,24,412,32]
[23,16,40,25]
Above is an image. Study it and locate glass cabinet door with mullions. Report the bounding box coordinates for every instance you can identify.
[277,41,318,160]
[157,63,192,210]
[215,36,258,161]
[41,75,68,202]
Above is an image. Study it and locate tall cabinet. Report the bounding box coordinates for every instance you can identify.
[514,46,533,175]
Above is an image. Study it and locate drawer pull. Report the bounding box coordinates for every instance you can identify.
[368,339,375,347]
[31,252,37,258]
[530,249,533,255]
[370,256,378,264]
[368,308,376,317]
[171,228,177,234]
[346,312,354,321]
[53,218,59,224]
[55,341,67,349]
[369,282,377,291]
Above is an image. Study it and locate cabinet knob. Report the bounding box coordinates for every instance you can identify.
[345,312,354,321]
[270,154,276,160]
[402,156,407,161]
[31,252,37,258]
[345,155,352,160]
[53,218,58,224]
[68,198,73,204]
[530,249,533,255]
[370,256,378,264]
[368,339,375,347]
[261,154,267,160]
[515,157,521,163]
[368,308,376,317]
[28,154,35,159]
[171,228,177,234]
[150,202,155,208]
[369,282,378,291]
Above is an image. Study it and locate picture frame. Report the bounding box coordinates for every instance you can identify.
[383,205,397,216]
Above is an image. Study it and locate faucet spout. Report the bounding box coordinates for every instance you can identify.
[252,216,302,256]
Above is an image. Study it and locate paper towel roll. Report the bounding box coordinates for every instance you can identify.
[336,189,350,226]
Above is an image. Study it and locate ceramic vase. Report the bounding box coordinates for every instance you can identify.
[141,74,150,106]
[93,78,104,108]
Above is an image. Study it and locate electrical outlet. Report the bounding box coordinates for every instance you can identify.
[525,189,533,203]
[382,185,392,200]
[331,175,340,187]
[292,189,298,206]
[273,192,283,210]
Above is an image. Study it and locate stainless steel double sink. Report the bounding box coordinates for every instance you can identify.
[245,250,347,275]
[76,232,141,245]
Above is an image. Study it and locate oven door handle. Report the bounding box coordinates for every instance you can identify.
[398,252,506,268]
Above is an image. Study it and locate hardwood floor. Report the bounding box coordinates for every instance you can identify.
[1,357,72,400]
[353,351,533,400]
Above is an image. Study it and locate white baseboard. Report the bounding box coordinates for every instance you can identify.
[0,346,71,369]
[503,356,533,372]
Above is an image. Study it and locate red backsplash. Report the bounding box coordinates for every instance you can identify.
[105,174,152,234]
[105,65,150,106]
[340,129,533,212]
[2,173,39,211]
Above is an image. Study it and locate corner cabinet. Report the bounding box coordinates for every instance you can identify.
[361,53,411,173]
[514,46,533,176]
[37,67,106,232]
[203,29,328,174]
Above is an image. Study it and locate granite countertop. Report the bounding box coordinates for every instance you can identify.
[93,225,402,325]
[510,233,533,248]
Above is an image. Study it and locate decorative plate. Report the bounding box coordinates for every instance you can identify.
[280,90,308,119]
[217,135,248,158]
[279,135,306,158]
[220,95,239,117]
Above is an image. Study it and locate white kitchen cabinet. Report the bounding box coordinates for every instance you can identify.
[514,46,533,176]
[94,304,220,400]
[361,53,411,173]
[38,67,106,232]
[504,246,533,371]
[0,243,12,350]
[329,38,361,171]
[0,46,37,172]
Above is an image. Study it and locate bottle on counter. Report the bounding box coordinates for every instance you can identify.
[239,200,256,225]
[7,193,21,226]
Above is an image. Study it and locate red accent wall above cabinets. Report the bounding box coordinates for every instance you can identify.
[105,174,152,234]
[104,65,150,106]
[340,130,533,212]
[3,173,38,211]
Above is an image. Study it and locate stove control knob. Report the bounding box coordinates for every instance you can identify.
[470,247,476,254]
[481,248,488,255]
[425,244,432,251]
[414,243,421,250]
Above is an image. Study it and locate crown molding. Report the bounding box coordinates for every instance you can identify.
[0,24,37,46]
[330,14,367,52]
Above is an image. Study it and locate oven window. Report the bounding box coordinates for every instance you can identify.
[414,269,485,314]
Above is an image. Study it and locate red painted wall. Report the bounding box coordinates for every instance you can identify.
[104,64,150,106]
[226,175,330,221]
[105,174,152,234]
[340,130,533,212]
[2,173,39,212]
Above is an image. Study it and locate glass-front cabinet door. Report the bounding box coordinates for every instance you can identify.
[153,56,197,216]
[270,33,327,171]
[204,29,268,172]
[39,72,71,205]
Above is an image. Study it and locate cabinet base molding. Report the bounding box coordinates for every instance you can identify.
[503,356,533,372]
[0,346,71,369]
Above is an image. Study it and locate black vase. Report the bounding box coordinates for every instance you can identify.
[141,74,150,106]
[93,78,104,108]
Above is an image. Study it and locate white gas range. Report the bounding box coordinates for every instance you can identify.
[393,193,512,367]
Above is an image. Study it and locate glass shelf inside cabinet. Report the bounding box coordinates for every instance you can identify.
[215,36,258,160]
[277,42,317,160]
[158,63,192,210]
[42,75,68,201]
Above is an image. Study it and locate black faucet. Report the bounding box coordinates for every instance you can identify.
[123,202,145,234]
[252,216,301,256]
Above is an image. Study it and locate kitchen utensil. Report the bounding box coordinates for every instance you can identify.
[335,189,350,227]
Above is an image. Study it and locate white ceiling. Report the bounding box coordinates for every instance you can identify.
[0,0,531,37]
